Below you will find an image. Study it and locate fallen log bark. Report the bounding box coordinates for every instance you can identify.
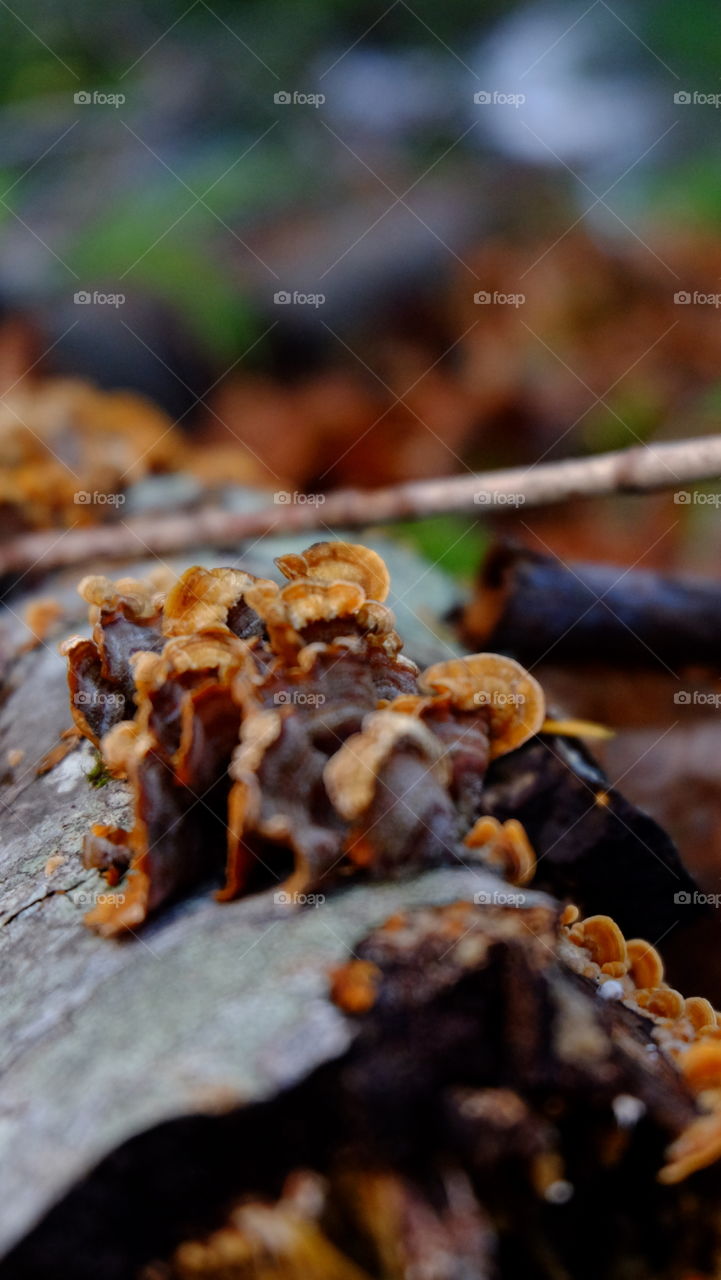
[0,536,718,1280]
[5,899,720,1280]
[463,542,721,672]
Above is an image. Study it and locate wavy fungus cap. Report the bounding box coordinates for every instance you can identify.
[464,815,536,886]
[419,653,545,758]
[77,574,159,619]
[244,577,368,659]
[162,566,271,636]
[279,579,366,629]
[324,710,450,820]
[100,720,144,777]
[275,541,391,602]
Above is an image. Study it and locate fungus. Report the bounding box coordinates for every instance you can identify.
[63,541,551,933]
[626,938,664,989]
[567,914,628,970]
[659,1111,721,1185]
[463,815,536,886]
[162,566,271,638]
[685,997,718,1034]
[635,988,685,1020]
[330,959,383,1014]
[419,653,545,758]
[78,574,159,619]
[559,905,721,1184]
[0,378,182,531]
[276,540,390,602]
[324,711,449,821]
[22,597,63,649]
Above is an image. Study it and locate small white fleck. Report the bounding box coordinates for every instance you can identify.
[545,1180,573,1204]
[613,1094,646,1127]
[48,746,91,795]
[599,980,624,1001]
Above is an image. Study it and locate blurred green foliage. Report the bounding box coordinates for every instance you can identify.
[1,0,718,360]
[0,0,720,525]
[391,515,488,579]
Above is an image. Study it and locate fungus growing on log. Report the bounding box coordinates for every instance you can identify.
[463,814,536,886]
[275,540,391,601]
[419,653,545,758]
[62,543,549,935]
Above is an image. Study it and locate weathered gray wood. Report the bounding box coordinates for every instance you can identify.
[0,534,511,1256]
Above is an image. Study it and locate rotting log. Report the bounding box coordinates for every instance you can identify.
[0,535,719,1280]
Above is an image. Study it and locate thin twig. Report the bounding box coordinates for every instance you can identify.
[3,436,721,579]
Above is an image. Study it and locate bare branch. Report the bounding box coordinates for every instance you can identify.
[3,435,721,579]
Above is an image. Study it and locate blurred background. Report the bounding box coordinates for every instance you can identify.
[1,0,721,568]
[4,0,721,980]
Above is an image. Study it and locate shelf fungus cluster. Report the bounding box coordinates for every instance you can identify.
[0,379,179,532]
[61,542,546,936]
[141,900,718,1279]
[0,377,268,534]
[331,900,721,1192]
[559,907,721,1184]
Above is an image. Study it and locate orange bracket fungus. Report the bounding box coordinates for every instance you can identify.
[62,542,550,936]
[560,906,721,1184]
